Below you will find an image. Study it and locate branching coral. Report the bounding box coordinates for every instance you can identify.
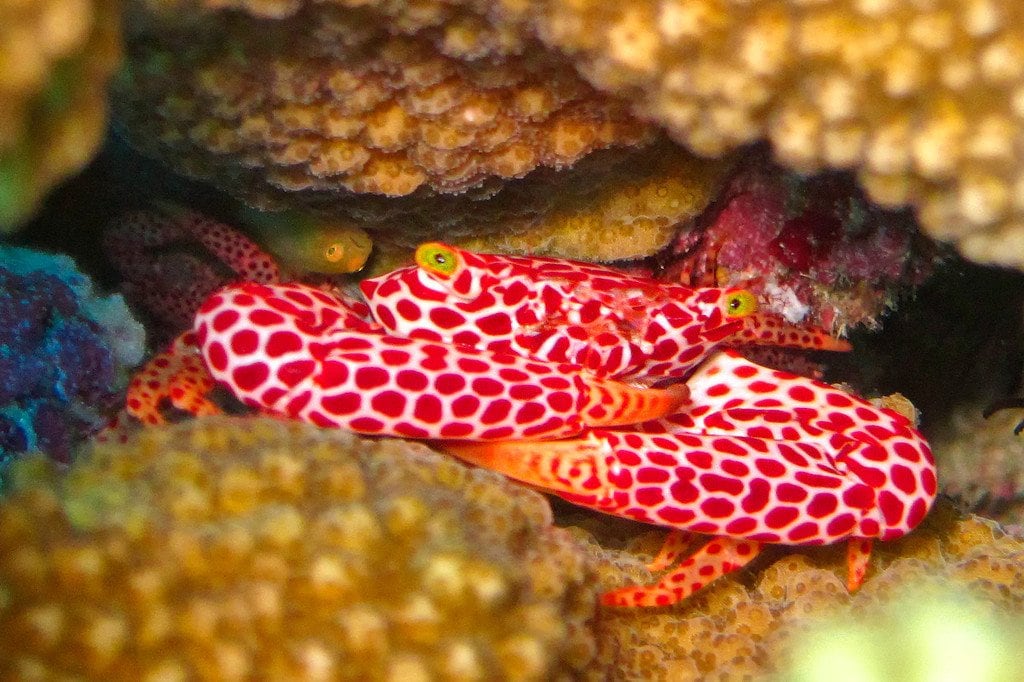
[0,0,121,228]
[0,416,600,679]
[119,0,1024,270]
[0,246,144,478]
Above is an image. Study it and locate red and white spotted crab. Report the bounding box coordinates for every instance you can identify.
[125,243,936,607]
[103,203,373,333]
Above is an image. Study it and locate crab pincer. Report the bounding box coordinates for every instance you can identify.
[441,349,935,607]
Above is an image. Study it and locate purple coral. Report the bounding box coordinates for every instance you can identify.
[0,246,144,477]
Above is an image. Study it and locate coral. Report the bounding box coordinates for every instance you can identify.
[119,0,1024,270]
[0,408,1016,679]
[781,590,1024,681]
[659,151,937,334]
[0,416,600,679]
[930,406,1024,527]
[0,0,121,228]
[584,499,1024,679]
[488,0,1024,270]
[348,142,732,272]
[451,142,733,262]
[0,246,144,478]
[115,3,653,202]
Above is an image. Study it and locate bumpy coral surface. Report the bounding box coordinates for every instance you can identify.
[581,499,1024,680]
[930,406,1024,527]
[452,142,733,262]
[120,0,1024,269]
[782,589,1024,681]
[115,2,652,202]
[661,151,936,334]
[0,417,600,679]
[352,142,733,270]
[0,0,121,228]
[0,246,144,477]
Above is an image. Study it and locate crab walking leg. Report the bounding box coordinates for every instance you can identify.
[104,208,282,329]
[603,537,763,607]
[846,538,874,591]
[646,530,697,572]
[193,282,686,440]
[125,331,221,425]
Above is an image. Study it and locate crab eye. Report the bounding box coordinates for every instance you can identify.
[725,290,758,317]
[324,242,344,263]
[415,243,459,277]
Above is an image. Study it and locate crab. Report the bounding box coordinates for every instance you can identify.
[102,202,373,334]
[124,242,936,607]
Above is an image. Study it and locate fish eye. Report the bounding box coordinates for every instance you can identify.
[724,290,758,317]
[415,243,459,277]
[324,242,344,263]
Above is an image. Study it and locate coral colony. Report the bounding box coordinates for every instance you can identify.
[0,247,143,481]
[3,0,1024,678]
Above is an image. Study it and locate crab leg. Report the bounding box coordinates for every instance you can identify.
[194,282,687,440]
[124,331,221,425]
[104,206,283,336]
[603,537,763,607]
[439,349,936,606]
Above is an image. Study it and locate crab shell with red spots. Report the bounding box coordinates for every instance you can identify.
[188,243,935,607]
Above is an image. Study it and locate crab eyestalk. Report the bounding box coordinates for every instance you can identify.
[712,289,852,352]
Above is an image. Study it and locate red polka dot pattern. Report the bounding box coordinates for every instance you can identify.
[194,280,681,440]
[360,245,845,385]
[186,243,936,607]
[550,349,934,546]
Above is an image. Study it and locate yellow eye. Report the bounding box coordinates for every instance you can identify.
[415,243,459,277]
[724,290,758,317]
[324,242,344,263]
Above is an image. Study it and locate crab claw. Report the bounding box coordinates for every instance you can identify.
[733,313,852,352]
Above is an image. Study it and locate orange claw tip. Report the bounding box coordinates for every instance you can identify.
[581,377,690,428]
[846,538,873,592]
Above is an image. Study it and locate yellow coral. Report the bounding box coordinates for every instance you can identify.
[583,499,1024,679]
[0,0,121,228]
[352,142,732,271]
[453,143,733,261]
[0,417,599,679]
[121,0,1024,269]
[488,0,1024,269]
[115,4,652,200]
[2,417,1021,679]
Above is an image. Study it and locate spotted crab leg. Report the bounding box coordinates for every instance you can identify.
[193,282,688,440]
[439,349,936,607]
[605,537,763,607]
[104,206,281,329]
[124,331,221,425]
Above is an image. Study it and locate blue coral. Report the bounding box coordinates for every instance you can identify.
[0,246,145,481]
